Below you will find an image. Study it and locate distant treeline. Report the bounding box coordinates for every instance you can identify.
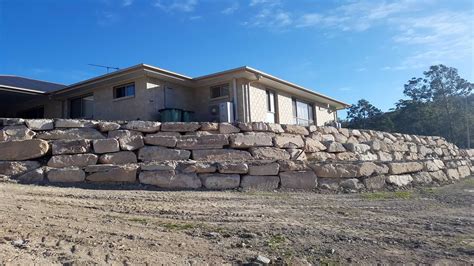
[342,65,473,148]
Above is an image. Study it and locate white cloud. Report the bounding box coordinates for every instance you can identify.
[249,0,278,7]
[189,15,202,20]
[246,7,291,28]
[122,0,133,7]
[97,11,120,26]
[222,2,239,15]
[154,0,198,12]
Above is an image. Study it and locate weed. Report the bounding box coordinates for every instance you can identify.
[267,234,286,250]
[160,222,196,231]
[128,217,148,225]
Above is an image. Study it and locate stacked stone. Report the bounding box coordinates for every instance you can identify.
[0,118,471,192]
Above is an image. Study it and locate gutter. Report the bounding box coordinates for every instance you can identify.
[0,85,47,95]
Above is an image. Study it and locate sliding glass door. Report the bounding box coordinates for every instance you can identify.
[292,99,314,126]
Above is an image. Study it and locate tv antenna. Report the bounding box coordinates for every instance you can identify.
[88,64,120,73]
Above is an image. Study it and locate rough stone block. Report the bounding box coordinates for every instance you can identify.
[0,161,41,176]
[386,174,413,187]
[139,171,201,189]
[108,129,143,139]
[176,134,229,150]
[217,162,248,174]
[55,119,95,128]
[144,136,177,147]
[248,163,279,176]
[36,128,105,140]
[278,160,309,172]
[86,164,138,182]
[282,125,309,135]
[25,119,54,130]
[388,162,423,175]
[430,170,448,182]
[0,125,35,141]
[240,175,280,190]
[192,149,252,161]
[0,139,49,160]
[124,121,161,133]
[52,139,89,155]
[200,122,219,131]
[458,165,471,178]
[344,143,370,153]
[119,135,144,151]
[199,174,240,190]
[304,138,327,152]
[219,123,240,134]
[323,141,346,153]
[176,161,216,173]
[96,121,121,132]
[412,172,433,184]
[160,122,200,132]
[48,154,98,168]
[99,151,137,164]
[267,123,284,133]
[138,146,190,161]
[273,135,304,149]
[229,133,273,148]
[15,168,44,183]
[363,175,386,190]
[92,139,120,153]
[280,171,317,189]
[47,167,86,182]
[340,178,363,190]
[249,147,290,160]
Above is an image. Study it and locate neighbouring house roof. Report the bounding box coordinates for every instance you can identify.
[0,75,66,94]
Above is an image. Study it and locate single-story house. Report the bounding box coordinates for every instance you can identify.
[0,64,349,126]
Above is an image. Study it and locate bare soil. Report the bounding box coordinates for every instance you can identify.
[1,178,473,265]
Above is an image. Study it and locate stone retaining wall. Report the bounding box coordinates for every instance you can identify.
[0,118,472,192]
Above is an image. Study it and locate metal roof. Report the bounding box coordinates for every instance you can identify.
[0,75,66,93]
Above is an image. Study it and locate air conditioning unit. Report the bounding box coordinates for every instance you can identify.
[219,102,234,122]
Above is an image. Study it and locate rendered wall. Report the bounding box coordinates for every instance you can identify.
[0,118,472,191]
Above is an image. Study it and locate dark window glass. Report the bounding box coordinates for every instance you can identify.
[210,84,229,99]
[70,95,94,119]
[114,83,135,99]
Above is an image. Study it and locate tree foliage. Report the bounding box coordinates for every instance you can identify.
[343,65,474,148]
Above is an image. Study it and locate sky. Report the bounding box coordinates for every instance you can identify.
[0,0,473,118]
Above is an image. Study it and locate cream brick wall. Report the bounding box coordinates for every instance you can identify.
[276,92,294,124]
[315,104,336,126]
[248,82,267,122]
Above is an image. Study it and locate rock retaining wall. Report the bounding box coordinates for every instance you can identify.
[0,118,472,192]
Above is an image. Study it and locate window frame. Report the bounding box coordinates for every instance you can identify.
[113,82,135,100]
[69,94,94,119]
[266,89,277,123]
[292,98,315,126]
[209,83,230,99]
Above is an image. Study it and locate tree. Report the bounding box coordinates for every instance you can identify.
[345,99,383,129]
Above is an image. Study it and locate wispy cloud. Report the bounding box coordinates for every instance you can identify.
[122,0,133,7]
[222,1,239,15]
[97,11,120,26]
[154,0,198,12]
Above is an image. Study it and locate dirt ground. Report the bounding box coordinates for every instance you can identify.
[0,178,473,265]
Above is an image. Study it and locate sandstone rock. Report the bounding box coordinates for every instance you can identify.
[308,125,317,133]
[282,125,309,135]
[248,163,280,176]
[321,126,338,135]
[250,147,290,160]
[0,139,49,160]
[25,119,54,130]
[388,162,423,175]
[161,122,200,132]
[192,149,252,161]
[140,161,177,171]
[0,161,40,176]
[280,171,317,189]
[340,178,363,190]
[0,118,24,126]
[108,129,143,139]
[359,152,378,161]
[176,134,228,149]
[219,123,240,134]
[36,128,105,140]
[119,135,144,151]
[412,172,433,184]
[86,164,138,182]
[306,152,336,161]
[48,167,85,182]
[92,139,120,153]
[287,148,306,160]
[240,175,279,190]
[350,129,361,137]
[273,134,304,148]
[124,121,161,133]
[217,162,248,174]
[304,138,327,152]
[310,162,386,178]
[363,175,386,190]
[335,152,358,161]
[430,170,448,182]
[333,133,348,143]
[139,171,201,189]
[48,154,98,168]
[138,147,190,161]
[55,119,95,128]
[0,125,35,141]
[176,161,216,173]
[458,165,471,178]
[52,139,89,155]
[278,160,309,171]
[323,141,346,153]
[317,178,341,190]
[15,168,44,183]
[251,122,271,132]
[99,151,137,164]
[147,131,181,137]
[344,143,370,153]
[96,121,121,132]
[200,122,219,131]
[229,133,273,148]
[386,174,413,187]
[338,128,350,137]
[424,159,445,172]
[144,135,177,147]
[237,122,253,132]
[267,123,284,133]
[199,174,240,189]
[377,151,393,162]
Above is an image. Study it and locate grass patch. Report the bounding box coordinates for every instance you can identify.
[160,222,197,231]
[463,178,474,186]
[361,191,414,200]
[267,234,287,250]
[128,217,148,225]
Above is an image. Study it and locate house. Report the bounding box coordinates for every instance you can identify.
[0,64,349,126]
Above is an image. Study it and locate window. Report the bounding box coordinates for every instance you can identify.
[292,99,314,126]
[114,83,135,99]
[18,106,44,118]
[210,84,229,99]
[266,90,276,123]
[70,95,94,119]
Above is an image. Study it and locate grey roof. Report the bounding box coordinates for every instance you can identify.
[0,75,66,93]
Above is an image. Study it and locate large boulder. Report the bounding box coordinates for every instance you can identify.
[248,162,280,176]
[199,174,240,190]
[240,175,280,190]
[118,135,144,151]
[161,122,200,132]
[47,167,86,182]
[281,125,309,135]
[304,138,327,152]
[192,149,252,161]
[96,121,121,132]
[47,154,98,168]
[139,171,201,189]
[249,147,290,160]
[176,134,229,149]
[388,162,423,175]
[99,151,137,164]
[85,164,138,182]
[176,161,216,173]
[138,146,190,161]
[144,135,178,147]
[15,168,44,183]
[280,171,317,189]
[25,119,54,130]
[200,122,219,131]
[229,133,273,148]
[363,175,386,190]
[108,129,143,139]
[386,175,413,187]
[273,135,304,149]
[323,141,346,153]
[344,143,370,153]
[0,139,49,160]
[55,119,96,128]
[124,121,161,133]
[217,162,248,174]
[0,161,41,176]
[36,128,105,140]
[92,139,120,154]
[0,125,35,141]
[310,162,387,178]
[52,139,90,155]
[219,123,240,134]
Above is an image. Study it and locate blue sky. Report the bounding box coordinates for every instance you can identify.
[1,0,473,117]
